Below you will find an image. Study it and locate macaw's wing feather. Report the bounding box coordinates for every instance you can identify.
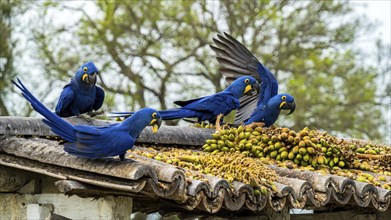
[55,85,75,117]
[211,32,279,123]
[173,97,204,107]
[93,86,105,111]
[64,128,134,159]
[12,78,76,142]
[181,93,240,116]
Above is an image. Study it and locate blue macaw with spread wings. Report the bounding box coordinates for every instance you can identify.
[111,76,259,124]
[55,61,105,117]
[13,78,162,160]
[210,33,295,126]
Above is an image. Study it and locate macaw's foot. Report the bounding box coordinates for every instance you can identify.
[245,122,265,129]
[88,109,105,117]
[214,114,224,132]
[76,114,92,122]
[119,153,125,161]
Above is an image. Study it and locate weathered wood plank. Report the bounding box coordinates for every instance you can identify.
[0,116,214,146]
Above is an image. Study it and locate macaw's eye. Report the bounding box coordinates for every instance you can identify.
[152,112,157,118]
[83,67,88,72]
[244,78,250,83]
[282,96,287,100]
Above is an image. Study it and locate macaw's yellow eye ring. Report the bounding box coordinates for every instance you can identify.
[83,67,88,72]
[244,78,250,83]
[152,112,157,118]
[282,96,286,100]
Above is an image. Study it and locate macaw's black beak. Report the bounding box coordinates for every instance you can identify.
[279,101,296,115]
[150,117,163,133]
[82,72,97,85]
[244,81,260,96]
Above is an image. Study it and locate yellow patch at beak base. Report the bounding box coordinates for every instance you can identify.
[82,74,88,82]
[244,85,252,94]
[152,124,159,133]
[279,101,286,109]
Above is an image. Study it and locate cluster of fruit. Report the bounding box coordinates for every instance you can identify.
[202,126,350,170]
[130,147,277,193]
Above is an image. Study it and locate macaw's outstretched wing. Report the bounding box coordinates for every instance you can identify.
[55,85,75,117]
[178,92,239,116]
[210,32,278,123]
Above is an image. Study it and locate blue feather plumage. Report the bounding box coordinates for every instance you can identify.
[13,78,161,160]
[111,76,258,124]
[55,61,105,117]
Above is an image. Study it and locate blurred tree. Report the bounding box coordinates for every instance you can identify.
[0,0,24,116]
[34,0,385,141]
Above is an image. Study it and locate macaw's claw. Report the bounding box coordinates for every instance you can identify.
[215,114,224,132]
[87,109,105,117]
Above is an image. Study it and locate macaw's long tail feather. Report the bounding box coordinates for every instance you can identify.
[108,111,135,118]
[158,109,197,120]
[12,78,76,142]
[63,142,102,159]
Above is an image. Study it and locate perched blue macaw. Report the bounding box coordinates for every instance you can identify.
[55,61,105,117]
[12,78,162,160]
[112,76,259,124]
[210,33,296,127]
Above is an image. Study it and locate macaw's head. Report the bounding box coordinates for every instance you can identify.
[132,108,163,133]
[272,94,296,115]
[226,76,259,98]
[77,61,99,86]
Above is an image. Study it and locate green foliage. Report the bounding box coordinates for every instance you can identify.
[32,0,386,141]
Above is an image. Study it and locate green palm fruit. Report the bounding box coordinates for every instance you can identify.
[356,176,367,182]
[287,136,295,143]
[300,129,309,137]
[321,147,327,153]
[245,127,253,132]
[278,147,288,154]
[296,154,303,160]
[276,155,282,161]
[211,149,220,155]
[333,157,339,163]
[210,144,218,150]
[225,140,235,148]
[304,139,312,147]
[328,160,334,167]
[271,135,278,142]
[378,176,386,181]
[303,154,310,162]
[310,138,318,144]
[252,131,261,136]
[218,140,225,148]
[317,156,325,165]
[237,125,244,133]
[306,147,315,154]
[245,132,251,139]
[288,152,295,160]
[311,158,318,167]
[292,146,300,154]
[300,160,308,166]
[204,146,211,152]
[245,143,252,150]
[293,158,300,164]
[332,148,340,154]
[326,151,333,157]
[269,145,275,151]
[281,151,289,159]
[356,148,366,153]
[338,161,345,168]
[202,144,209,149]
[221,135,228,141]
[294,136,301,144]
[212,133,220,140]
[222,147,229,152]
[299,141,306,148]
[270,150,278,158]
[275,142,282,150]
[289,130,296,136]
[280,132,288,140]
[299,147,307,155]
[229,134,235,141]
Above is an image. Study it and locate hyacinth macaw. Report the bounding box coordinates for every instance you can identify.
[12,78,162,160]
[111,76,259,124]
[55,61,105,117]
[210,33,296,127]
